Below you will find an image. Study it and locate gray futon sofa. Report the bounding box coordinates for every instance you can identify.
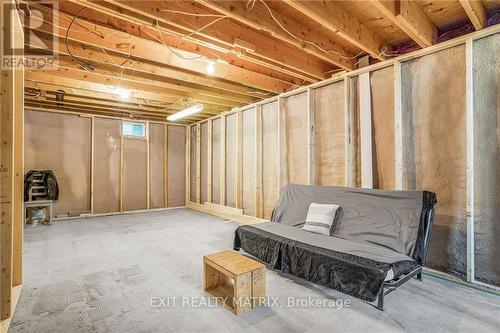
[234,184,437,310]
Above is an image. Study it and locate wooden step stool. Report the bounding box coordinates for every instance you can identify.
[203,250,266,315]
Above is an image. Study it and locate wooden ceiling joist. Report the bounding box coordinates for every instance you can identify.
[62,0,331,82]
[283,0,391,60]
[33,1,293,93]
[459,0,488,30]
[193,0,355,71]
[97,0,335,81]
[371,0,437,48]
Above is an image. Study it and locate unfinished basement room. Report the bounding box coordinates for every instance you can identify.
[1,0,499,332]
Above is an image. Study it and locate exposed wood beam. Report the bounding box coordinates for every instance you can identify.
[62,0,324,82]
[460,0,488,30]
[24,95,208,121]
[32,2,293,93]
[100,0,334,81]
[27,67,241,108]
[196,0,355,70]
[371,0,437,47]
[284,0,390,60]
[27,21,270,98]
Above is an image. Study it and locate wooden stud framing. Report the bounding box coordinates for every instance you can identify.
[119,121,124,212]
[195,123,201,204]
[255,106,263,218]
[460,0,488,30]
[307,88,316,185]
[207,120,213,204]
[277,97,283,191]
[220,116,226,206]
[165,125,171,206]
[185,126,191,205]
[344,77,356,187]
[90,117,95,214]
[235,112,243,209]
[394,61,404,190]
[0,56,14,322]
[465,39,475,282]
[146,122,151,210]
[280,98,289,187]
[359,73,373,189]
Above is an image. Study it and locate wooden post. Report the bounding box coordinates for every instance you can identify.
[307,87,316,185]
[394,61,403,190]
[359,72,373,189]
[1,54,15,321]
[119,121,124,212]
[13,54,24,287]
[344,76,354,187]
[207,119,212,203]
[279,97,288,187]
[255,106,263,218]
[146,122,150,209]
[185,126,191,204]
[465,38,475,283]
[90,117,95,214]
[195,123,201,204]
[235,111,242,209]
[220,116,226,205]
[164,124,168,207]
[277,97,283,191]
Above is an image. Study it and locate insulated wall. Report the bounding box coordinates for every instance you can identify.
[314,82,345,186]
[187,30,500,287]
[167,125,186,207]
[242,108,256,216]
[283,93,308,185]
[225,114,237,207]
[25,110,91,216]
[149,123,165,209]
[262,102,279,219]
[211,118,221,204]
[25,111,186,217]
[370,67,395,189]
[401,45,467,278]
[472,33,500,286]
[93,118,121,214]
[200,122,208,204]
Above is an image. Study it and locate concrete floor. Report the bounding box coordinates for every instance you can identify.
[10,209,500,333]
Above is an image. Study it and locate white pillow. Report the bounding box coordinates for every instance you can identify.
[302,203,340,236]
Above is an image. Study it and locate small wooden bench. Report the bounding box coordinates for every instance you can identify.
[203,250,266,315]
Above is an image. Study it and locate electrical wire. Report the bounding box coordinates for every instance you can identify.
[65,7,95,71]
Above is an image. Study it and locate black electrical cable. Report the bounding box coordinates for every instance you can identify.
[65,7,95,71]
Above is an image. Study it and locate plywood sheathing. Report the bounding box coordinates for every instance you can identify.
[225,114,237,208]
[242,109,257,217]
[123,133,148,211]
[370,67,396,189]
[262,102,280,220]
[93,118,121,214]
[211,118,221,204]
[314,82,345,186]
[472,33,500,286]
[149,123,165,209]
[401,45,467,278]
[167,125,186,207]
[283,93,309,185]
[24,111,91,216]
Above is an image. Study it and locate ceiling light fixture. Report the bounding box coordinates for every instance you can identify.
[206,61,215,74]
[167,104,204,121]
[115,87,132,100]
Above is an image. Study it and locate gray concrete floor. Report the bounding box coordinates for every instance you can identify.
[10,209,500,333]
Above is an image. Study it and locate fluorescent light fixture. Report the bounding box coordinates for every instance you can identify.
[206,61,215,74]
[115,87,131,100]
[167,104,204,121]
